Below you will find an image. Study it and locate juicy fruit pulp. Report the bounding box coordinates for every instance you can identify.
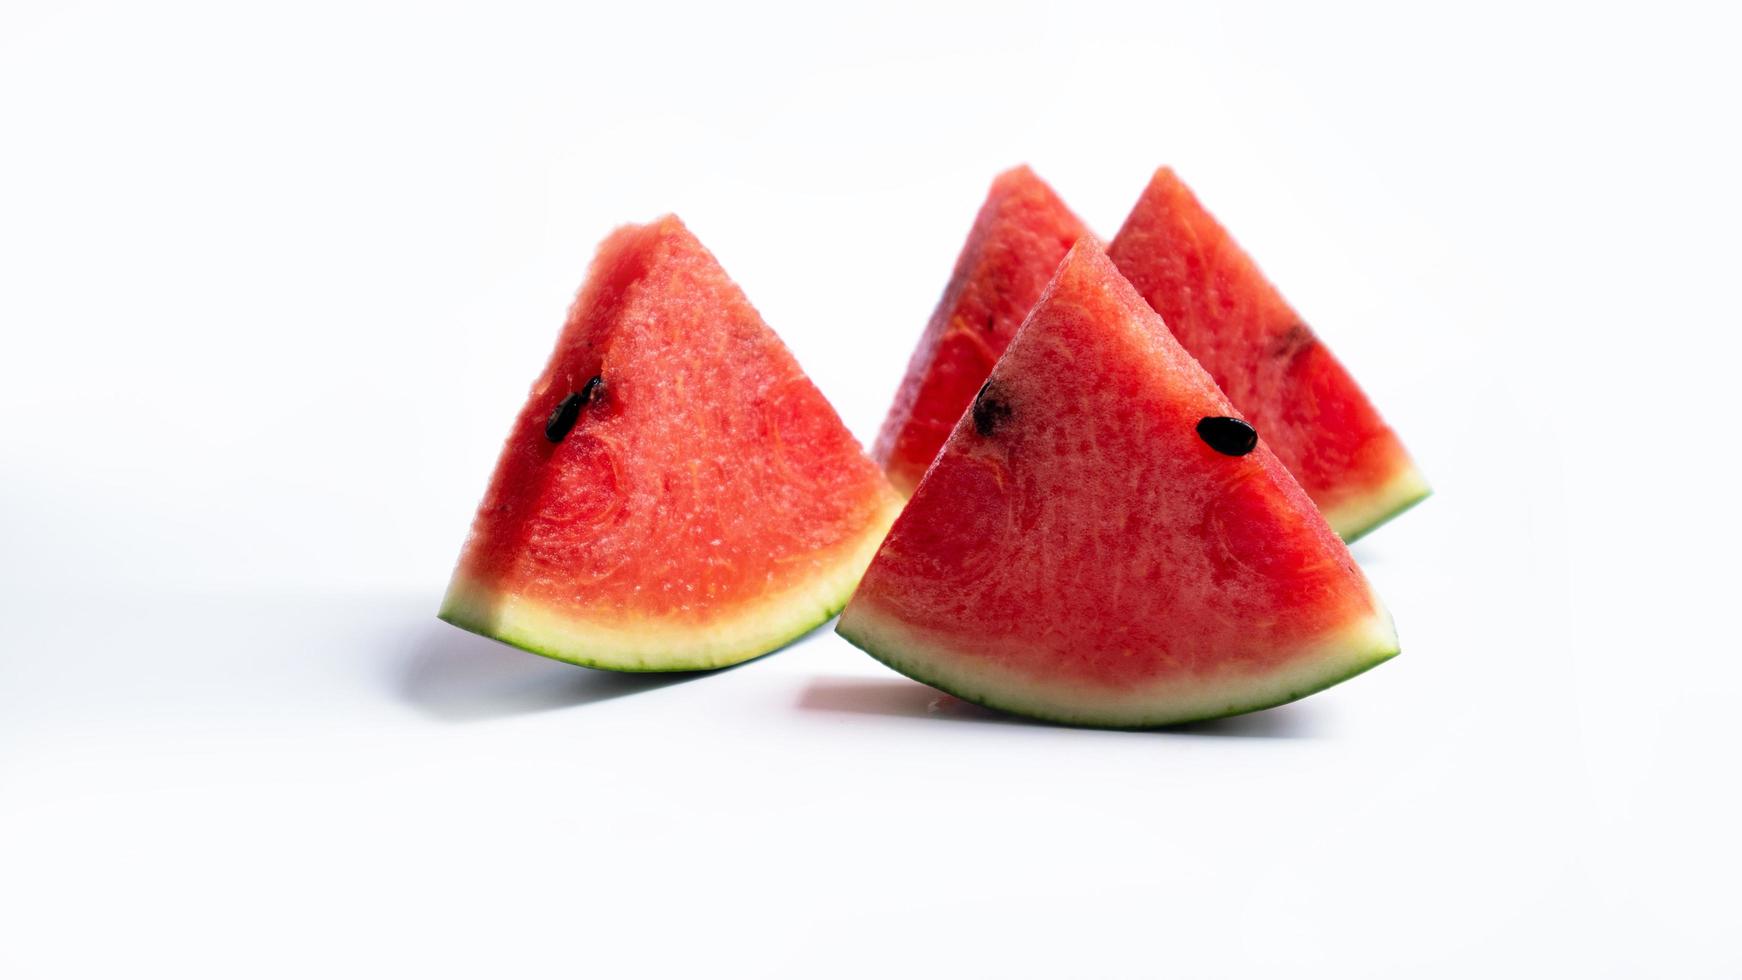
[1107,168,1428,541]
[442,216,902,671]
[873,166,1088,496]
[837,239,1398,728]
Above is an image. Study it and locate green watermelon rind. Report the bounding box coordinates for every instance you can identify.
[439,500,901,673]
[437,592,839,673]
[835,598,1400,730]
[1326,462,1433,544]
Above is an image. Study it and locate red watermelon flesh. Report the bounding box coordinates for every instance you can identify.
[837,238,1397,727]
[1107,168,1428,541]
[873,166,1088,496]
[442,216,902,671]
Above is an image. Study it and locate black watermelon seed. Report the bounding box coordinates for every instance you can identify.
[1196,416,1257,456]
[580,374,603,405]
[545,391,585,443]
[972,380,1012,437]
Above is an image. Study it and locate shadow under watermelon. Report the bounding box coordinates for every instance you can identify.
[396,619,718,723]
[795,677,1321,737]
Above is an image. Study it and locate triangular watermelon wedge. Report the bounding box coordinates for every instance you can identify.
[873,166,1087,496]
[837,239,1398,727]
[442,216,903,671]
[1108,168,1429,541]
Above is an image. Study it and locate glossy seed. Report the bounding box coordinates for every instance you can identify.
[1196,416,1257,456]
[580,374,603,405]
[972,380,1012,437]
[545,391,585,443]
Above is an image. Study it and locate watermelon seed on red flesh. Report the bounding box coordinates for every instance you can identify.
[837,238,1399,729]
[873,166,1088,496]
[543,375,604,443]
[971,380,1013,437]
[1196,416,1258,456]
[544,391,586,443]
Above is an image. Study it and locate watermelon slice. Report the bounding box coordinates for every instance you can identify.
[872,166,1088,496]
[836,239,1398,728]
[441,216,903,671]
[1107,168,1428,541]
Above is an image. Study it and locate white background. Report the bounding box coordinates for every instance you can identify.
[3,1,1738,976]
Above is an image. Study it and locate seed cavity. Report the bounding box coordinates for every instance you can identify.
[972,380,1012,437]
[1197,416,1257,456]
[545,391,585,443]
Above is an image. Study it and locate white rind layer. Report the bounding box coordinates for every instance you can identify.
[440,499,901,672]
[836,588,1400,728]
[1324,462,1432,543]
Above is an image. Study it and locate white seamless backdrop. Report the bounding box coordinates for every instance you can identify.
[2,1,1737,977]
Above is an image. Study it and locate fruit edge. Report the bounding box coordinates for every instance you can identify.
[1327,463,1432,544]
[439,499,902,672]
[836,595,1400,729]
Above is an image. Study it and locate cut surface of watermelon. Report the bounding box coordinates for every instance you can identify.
[837,239,1398,727]
[442,216,902,671]
[873,166,1087,496]
[1107,168,1428,541]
